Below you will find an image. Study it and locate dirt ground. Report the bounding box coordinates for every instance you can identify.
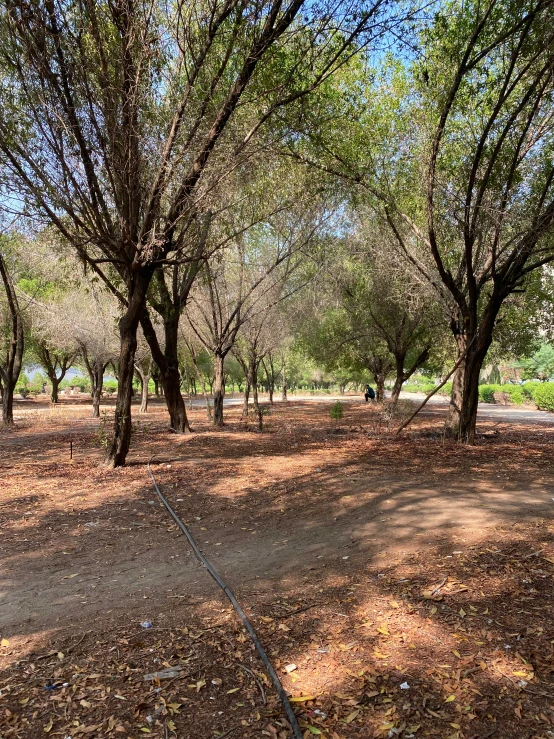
[1,395,554,739]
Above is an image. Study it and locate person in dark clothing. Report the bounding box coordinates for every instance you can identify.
[364,384,375,402]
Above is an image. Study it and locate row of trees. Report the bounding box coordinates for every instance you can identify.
[1,0,554,462]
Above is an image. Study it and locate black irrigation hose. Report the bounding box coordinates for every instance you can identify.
[147,459,303,739]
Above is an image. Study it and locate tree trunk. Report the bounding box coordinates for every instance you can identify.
[140,310,190,432]
[105,271,152,467]
[281,361,287,402]
[446,333,467,431]
[252,363,260,417]
[242,378,251,418]
[390,354,406,407]
[212,352,225,426]
[2,379,15,426]
[374,374,385,402]
[50,376,61,404]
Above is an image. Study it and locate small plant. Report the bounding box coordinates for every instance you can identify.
[95,410,112,449]
[330,401,344,424]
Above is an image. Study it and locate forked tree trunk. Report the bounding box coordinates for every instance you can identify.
[212,352,225,426]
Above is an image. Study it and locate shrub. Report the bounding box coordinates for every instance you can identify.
[502,385,524,405]
[438,382,452,396]
[103,378,118,394]
[534,383,554,412]
[478,384,498,403]
[522,381,541,400]
[330,401,344,422]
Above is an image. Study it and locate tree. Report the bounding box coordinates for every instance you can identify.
[188,206,324,424]
[0,239,24,425]
[522,344,554,381]
[0,0,387,464]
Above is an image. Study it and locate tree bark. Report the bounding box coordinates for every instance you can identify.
[212,352,226,426]
[252,363,260,417]
[51,376,61,404]
[446,333,467,431]
[281,359,287,402]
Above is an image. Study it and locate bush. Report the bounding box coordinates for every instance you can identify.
[478,384,525,405]
[522,381,541,400]
[438,382,452,396]
[478,384,498,403]
[329,401,344,422]
[103,379,118,394]
[534,383,554,412]
[502,385,524,405]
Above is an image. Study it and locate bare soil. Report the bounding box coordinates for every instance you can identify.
[1,396,554,739]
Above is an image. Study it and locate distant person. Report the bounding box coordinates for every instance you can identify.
[364,384,375,402]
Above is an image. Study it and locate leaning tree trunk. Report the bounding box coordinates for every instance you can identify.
[106,272,152,468]
[212,352,226,426]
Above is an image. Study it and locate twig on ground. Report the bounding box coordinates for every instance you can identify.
[431,577,447,596]
[235,662,267,705]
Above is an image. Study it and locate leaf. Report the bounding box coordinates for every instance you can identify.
[167,721,176,731]
[389,601,400,608]
[459,608,466,617]
[445,695,456,702]
[344,710,360,723]
[227,687,240,694]
[43,719,53,733]
[307,727,322,735]
[196,679,206,692]
[80,699,92,709]
[1,638,9,647]
[140,729,152,734]
[452,650,461,659]
[430,606,437,615]
[377,625,390,636]
[373,651,389,659]
[289,695,317,702]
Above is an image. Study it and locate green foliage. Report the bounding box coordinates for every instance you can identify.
[534,384,554,412]
[329,401,344,422]
[103,379,118,394]
[522,344,554,382]
[522,381,541,400]
[478,385,524,405]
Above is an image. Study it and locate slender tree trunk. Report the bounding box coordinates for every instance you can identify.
[281,360,287,402]
[242,378,251,418]
[252,363,260,416]
[212,352,225,426]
